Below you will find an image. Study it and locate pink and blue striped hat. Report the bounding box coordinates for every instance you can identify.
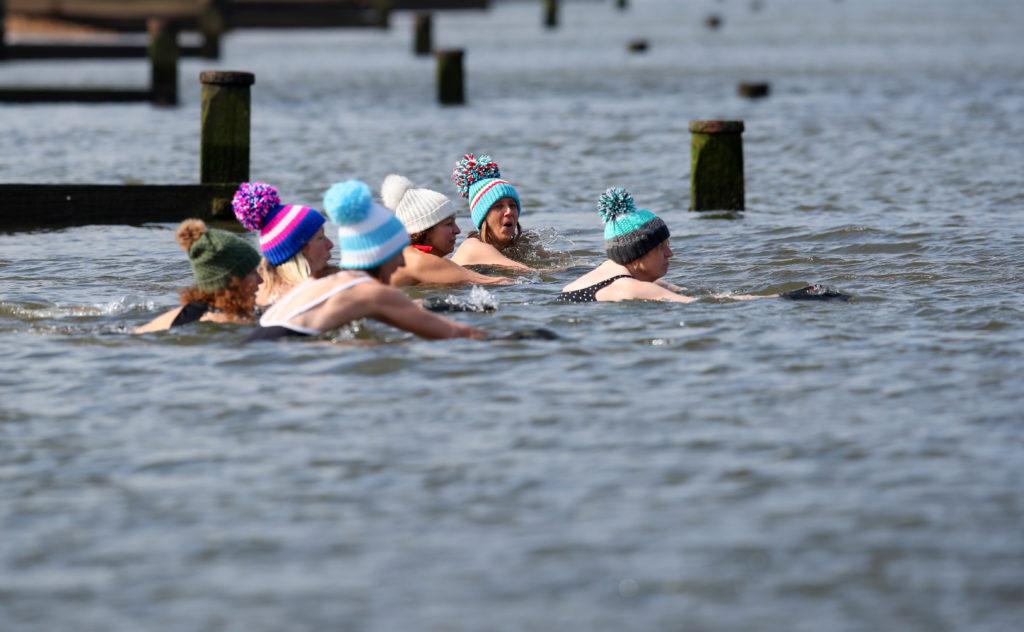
[231,182,325,265]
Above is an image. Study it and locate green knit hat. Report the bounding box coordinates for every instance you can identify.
[176,219,261,292]
[598,188,670,264]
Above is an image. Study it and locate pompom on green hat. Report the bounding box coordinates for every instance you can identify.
[597,187,670,264]
[176,219,261,292]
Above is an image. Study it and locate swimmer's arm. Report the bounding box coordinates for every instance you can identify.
[451,239,533,272]
[366,285,488,340]
[132,306,184,334]
[655,278,687,293]
[418,254,514,286]
[605,279,698,303]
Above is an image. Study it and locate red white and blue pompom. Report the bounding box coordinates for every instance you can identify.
[232,182,281,231]
[450,153,501,199]
[597,187,636,223]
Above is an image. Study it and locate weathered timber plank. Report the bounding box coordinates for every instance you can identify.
[0,184,241,230]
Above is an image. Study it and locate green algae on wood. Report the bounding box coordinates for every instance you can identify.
[414,12,432,56]
[200,71,254,184]
[689,120,745,211]
[198,0,226,60]
[436,49,464,105]
[148,19,179,107]
[544,0,559,29]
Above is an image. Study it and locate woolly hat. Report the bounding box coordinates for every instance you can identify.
[450,153,521,230]
[598,187,671,264]
[381,174,454,235]
[323,179,410,270]
[232,182,326,266]
[175,219,261,292]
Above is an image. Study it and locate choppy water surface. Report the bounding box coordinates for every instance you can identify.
[2,1,1023,630]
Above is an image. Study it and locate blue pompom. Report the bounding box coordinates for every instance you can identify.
[597,187,635,223]
[323,180,372,225]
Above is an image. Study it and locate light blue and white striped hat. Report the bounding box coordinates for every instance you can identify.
[323,180,410,270]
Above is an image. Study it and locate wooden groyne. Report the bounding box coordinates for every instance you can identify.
[0,71,255,231]
[4,0,486,33]
[0,19,182,104]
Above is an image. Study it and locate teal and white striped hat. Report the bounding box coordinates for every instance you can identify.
[598,187,670,264]
[323,180,410,270]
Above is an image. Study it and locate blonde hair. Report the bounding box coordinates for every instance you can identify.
[258,251,312,300]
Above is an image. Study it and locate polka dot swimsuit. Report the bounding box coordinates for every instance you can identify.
[556,275,632,304]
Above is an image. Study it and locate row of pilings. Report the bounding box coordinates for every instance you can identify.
[1,1,755,230]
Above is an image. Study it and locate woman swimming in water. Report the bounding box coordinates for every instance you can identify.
[231,182,335,308]
[134,219,262,332]
[379,174,512,287]
[448,154,534,272]
[248,180,487,342]
[559,188,848,304]
[557,188,700,303]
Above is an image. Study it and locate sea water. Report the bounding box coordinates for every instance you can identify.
[1,1,1023,630]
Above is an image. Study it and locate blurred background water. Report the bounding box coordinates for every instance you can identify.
[1,0,1023,630]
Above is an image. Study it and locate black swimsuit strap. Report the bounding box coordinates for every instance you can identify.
[557,274,633,304]
[170,302,210,328]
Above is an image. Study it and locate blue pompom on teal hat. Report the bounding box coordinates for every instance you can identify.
[598,187,670,264]
[451,153,521,230]
[323,180,410,270]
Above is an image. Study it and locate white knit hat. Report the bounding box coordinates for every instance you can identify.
[381,174,454,235]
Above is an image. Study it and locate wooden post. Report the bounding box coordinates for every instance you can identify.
[374,0,393,29]
[198,0,226,60]
[617,0,629,10]
[627,39,648,53]
[200,71,254,184]
[738,82,770,99]
[1,0,7,60]
[148,19,179,106]
[544,0,559,30]
[435,49,464,105]
[689,120,744,211]
[413,13,432,56]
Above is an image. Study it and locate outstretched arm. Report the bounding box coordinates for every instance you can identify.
[368,285,487,340]
[603,278,698,303]
[418,254,514,286]
[133,306,185,334]
[451,240,533,272]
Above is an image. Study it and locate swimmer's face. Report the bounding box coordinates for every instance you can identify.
[301,227,334,275]
[423,215,460,257]
[483,197,519,247]
[377,250,407,285]
[630,239,673,281]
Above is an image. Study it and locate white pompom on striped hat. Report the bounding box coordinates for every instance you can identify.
[380,174,454,235]
[322,180,410,270]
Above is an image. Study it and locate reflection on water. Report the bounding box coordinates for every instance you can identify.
[2,0,1024,630]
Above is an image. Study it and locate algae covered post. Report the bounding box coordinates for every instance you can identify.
[200,71,254,184]
[414,13,432,56]
[1,0,6,60]
[544,0,559,30]
[689,120,745,211]
[148,19,179,107]
[436,49,464,105]
[198,0,227,60]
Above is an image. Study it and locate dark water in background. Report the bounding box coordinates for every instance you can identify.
[2,0,1024,630]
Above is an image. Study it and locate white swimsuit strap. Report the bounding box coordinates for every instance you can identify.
[259,273,374,330]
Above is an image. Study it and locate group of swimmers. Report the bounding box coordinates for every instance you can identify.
[135,153,845,340]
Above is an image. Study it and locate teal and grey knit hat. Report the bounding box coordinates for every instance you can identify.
[598,187,670,264]
[176,219,261,292]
